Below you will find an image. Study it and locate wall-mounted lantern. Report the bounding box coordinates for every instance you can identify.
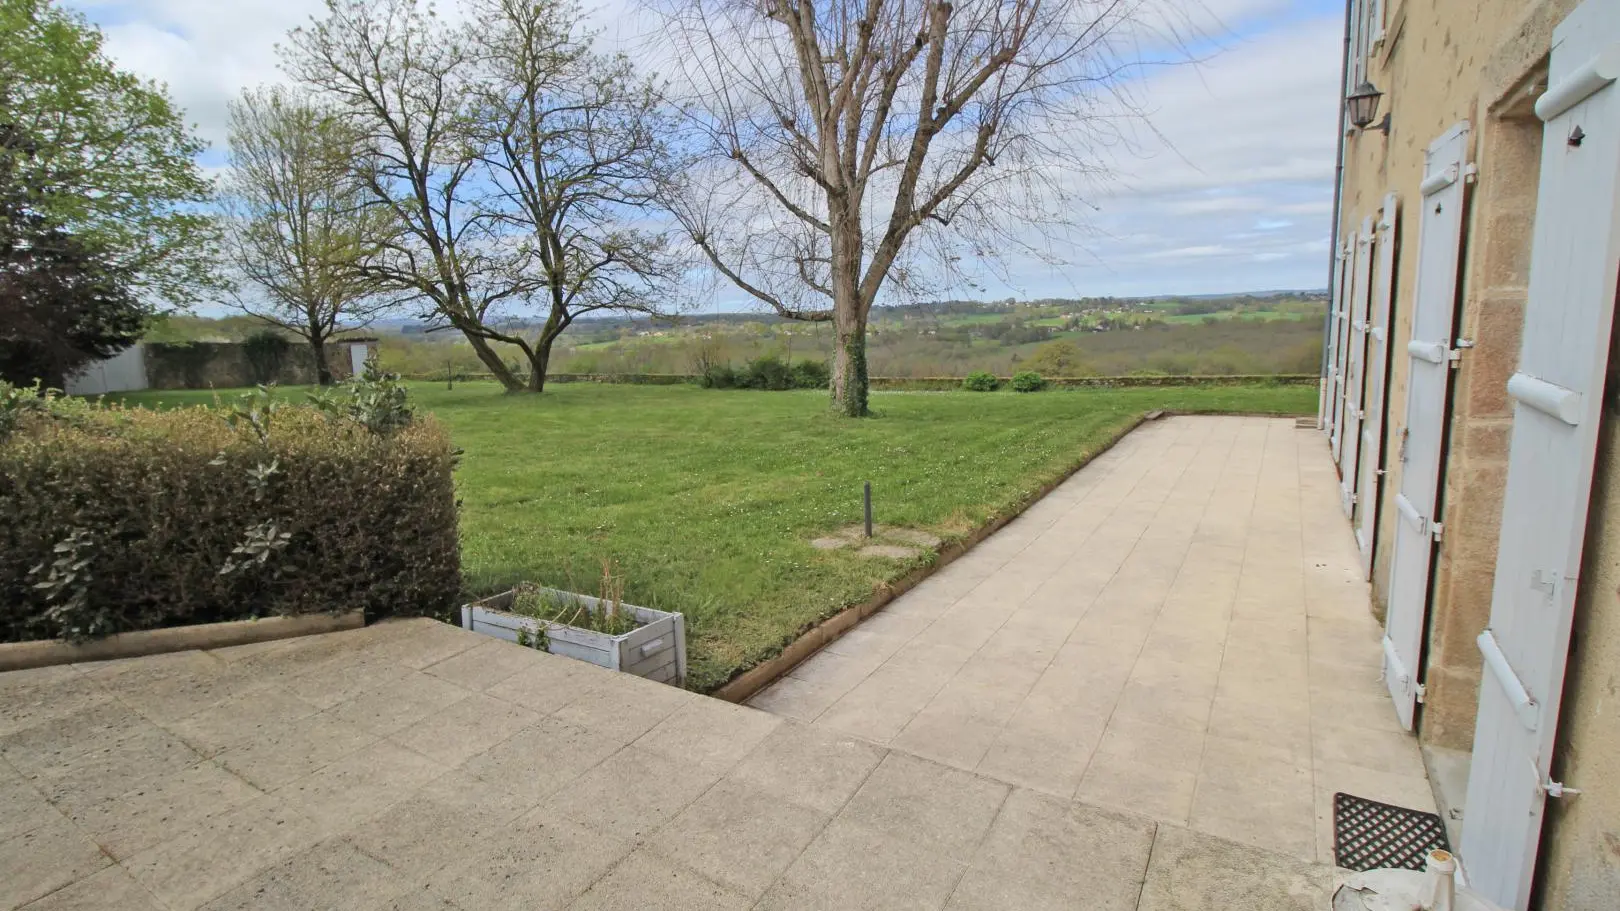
[1347,82,1391,135]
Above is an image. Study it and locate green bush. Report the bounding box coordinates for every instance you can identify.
[1011,371,1046,393]
[963,371,999,392]
[700,357,830,391]
[743,354,794,390]
[0,382,460,643]
[790,359,830,389]
[699,364,740,389]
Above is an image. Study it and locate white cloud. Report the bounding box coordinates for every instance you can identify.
[74,0,326,150]
[68,0,1342,299]
[1027,12,1345,296]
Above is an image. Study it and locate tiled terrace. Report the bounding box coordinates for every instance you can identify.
[2,619,1329,911]
[751,416,1436,865]
[0,416,1422,909]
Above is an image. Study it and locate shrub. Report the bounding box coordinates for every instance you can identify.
[306,366,414,436]
[700,357,829,391]
[699,364,740,389]
[742,354,794,390]
[963,371,999,392]
[790,359,830,389]
[0,382,460,643]
[1011,371,1046,392]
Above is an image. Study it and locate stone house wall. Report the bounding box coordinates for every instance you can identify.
[1336,0,1619,903]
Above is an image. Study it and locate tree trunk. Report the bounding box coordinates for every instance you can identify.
[828,204,871,417]
[525,337,553,393]
[466,333,525,391]
[309,336,334,386]
[830,306,870,417]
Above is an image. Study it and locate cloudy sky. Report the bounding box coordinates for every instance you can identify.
[68,0,1345,306]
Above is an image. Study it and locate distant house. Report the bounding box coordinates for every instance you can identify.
[1319,0,1619,906]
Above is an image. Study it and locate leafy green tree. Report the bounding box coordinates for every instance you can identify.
[0,126,144,385]
[1025,340,1087,377]
[0,0,218,307]
[221,87,397,385]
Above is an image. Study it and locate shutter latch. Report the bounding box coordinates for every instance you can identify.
[1431,522,1444,542]
[1542,779,1582,798]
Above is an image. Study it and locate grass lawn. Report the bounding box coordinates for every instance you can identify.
[105,381,1314,691]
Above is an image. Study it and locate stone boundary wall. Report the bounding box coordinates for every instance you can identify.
[142,339,380,390]
[403,371,1319,389]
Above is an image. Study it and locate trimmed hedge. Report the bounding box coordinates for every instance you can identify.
[0,390,460,643]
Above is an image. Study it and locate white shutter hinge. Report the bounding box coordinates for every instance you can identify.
[1463,163,1479,183]
[1448,339,1474,369]
[1431,521,1444,542]
[1542,779,1581,798]
[1415,683,1427,703]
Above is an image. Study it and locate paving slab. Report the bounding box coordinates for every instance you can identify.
[946,789,1156,911]
[753,816,968,911]
[3,537,1352,911]
[0,815,111,911]
[1137,824,1332,911]
[752,416,1434,866]
[643,776,827,899]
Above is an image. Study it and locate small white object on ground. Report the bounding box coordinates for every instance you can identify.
[1332,850,1507,911]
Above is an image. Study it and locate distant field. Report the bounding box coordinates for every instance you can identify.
[106,381,1315,691]
[1159,311,1314,325]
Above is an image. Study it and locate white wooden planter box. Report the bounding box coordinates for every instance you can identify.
[460,588,686,687]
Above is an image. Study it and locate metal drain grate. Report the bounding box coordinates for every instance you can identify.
[1333,792,1451,872]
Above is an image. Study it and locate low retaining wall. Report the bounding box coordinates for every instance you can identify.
[0,611,365,672]
[403,371,1317,389]
[869,374,1316,391]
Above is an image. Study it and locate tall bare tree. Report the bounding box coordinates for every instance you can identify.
[284,0,538,390]
[222,87,396,385]
[284,0,680,393]
[654,0,1149,416]
[465,0,682,390]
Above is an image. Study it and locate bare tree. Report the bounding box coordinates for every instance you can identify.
[285,0,539,391]
[221,87,396,384]
[284,0,681,393]
[465,0,683,390]
[653,0,1150,416]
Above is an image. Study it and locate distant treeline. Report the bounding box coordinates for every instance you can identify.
[139,292,1327,382]
[528,318,1322,379]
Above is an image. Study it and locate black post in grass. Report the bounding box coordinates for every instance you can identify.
[864,481,873,538]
